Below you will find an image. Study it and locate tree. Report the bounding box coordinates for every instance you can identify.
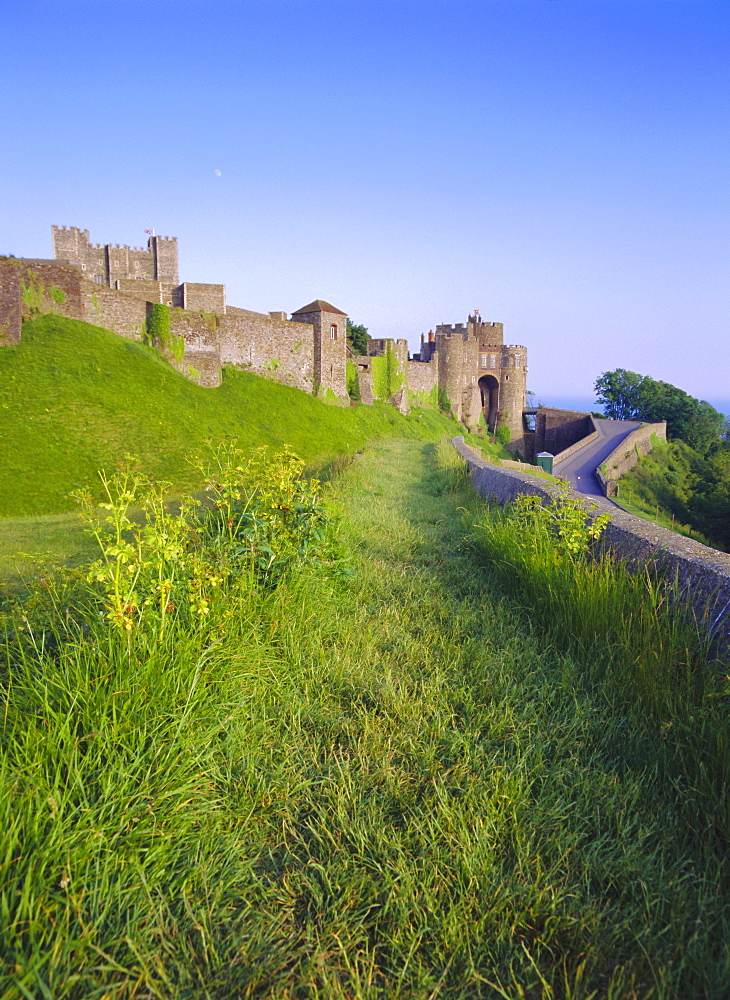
[346,319,369,356]
[594,369,648,419]
[594,369,724,455]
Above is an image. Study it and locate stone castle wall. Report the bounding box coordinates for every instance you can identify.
[407,359,438,395]
[115,279,173,305]
[51,226,179,287]
[178,283,226,314]
[216,310,315,393]
[82,280,149,338]
[0,259,84,343]
[534,407,593,457]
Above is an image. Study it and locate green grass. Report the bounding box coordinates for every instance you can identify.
[0,510,97,591]
[615,439,724,549]
[1,439,728,998]
[463,431,513,462]
[0,314,457,518]
[613,492,710,542]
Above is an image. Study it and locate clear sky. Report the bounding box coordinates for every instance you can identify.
[2,0,728,405]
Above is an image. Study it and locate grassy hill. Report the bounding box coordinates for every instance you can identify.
[617,438,729,551]
[0,314,456,519]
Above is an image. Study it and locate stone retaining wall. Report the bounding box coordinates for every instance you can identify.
[597,422,667,497]
[452,436,730,651]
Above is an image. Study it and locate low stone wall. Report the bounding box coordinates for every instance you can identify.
[473,449,568,481]
[452,436,730,650]
[598,422,667,497]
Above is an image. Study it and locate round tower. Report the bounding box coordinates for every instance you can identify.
[437,328,465,420]
[497,345,528,456]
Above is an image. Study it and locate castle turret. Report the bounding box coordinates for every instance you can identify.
[52,225,178,287]
[150,235,179,284]
[498,345,528,451]
[291,299,348,401]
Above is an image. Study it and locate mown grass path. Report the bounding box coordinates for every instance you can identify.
[2,438,728,999]
[294,438,729,998]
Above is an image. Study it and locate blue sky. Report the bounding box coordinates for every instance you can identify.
[2,0,728,406]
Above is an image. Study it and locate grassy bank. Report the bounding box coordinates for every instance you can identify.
[1,439,728,997]
[0,315,455,518]
[616,438,729,551]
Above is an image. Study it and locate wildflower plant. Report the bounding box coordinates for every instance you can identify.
[193,442,347,585]
[507,485,611,557]
[72,443,349,645]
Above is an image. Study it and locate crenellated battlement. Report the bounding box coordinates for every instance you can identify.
[5,226,534,449]
[52,225,179,286]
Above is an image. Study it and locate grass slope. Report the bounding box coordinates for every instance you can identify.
[0,315,456,518]
[616,438,726,549]
[1,440,727,997]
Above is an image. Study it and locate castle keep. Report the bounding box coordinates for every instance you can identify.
[0,226,532,455]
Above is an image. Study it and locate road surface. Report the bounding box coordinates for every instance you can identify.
[553,418,644,499]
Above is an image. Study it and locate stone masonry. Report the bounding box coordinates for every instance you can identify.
[0,227,350,402]
[2,228,538,447]
[368,313,530,457]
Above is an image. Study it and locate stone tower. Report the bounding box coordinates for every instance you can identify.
[52,225,179,287]
[290,300,348,401]
[433,313,527,455]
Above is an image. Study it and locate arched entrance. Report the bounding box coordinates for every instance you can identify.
[478,374,500,431]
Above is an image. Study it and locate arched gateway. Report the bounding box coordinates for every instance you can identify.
[478,373,500,431]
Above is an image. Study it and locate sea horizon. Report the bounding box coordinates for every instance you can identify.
[534,394,730,420]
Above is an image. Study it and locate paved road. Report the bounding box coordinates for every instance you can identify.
[553,418,644,499]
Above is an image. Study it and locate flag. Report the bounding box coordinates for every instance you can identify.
[144,229,155,234]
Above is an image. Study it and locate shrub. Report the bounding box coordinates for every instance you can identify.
[496,423,511,447]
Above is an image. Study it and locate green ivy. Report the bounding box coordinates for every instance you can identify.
[145,303,171,345]
[170,334,185,362]
[371,344,403,401]
[346,360,360,400]
[21,274,46,315]
[145,303,185,363]
[49,286,66,306]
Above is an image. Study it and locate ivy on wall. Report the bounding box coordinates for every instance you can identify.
[145,303,185,362]
[371,344,403,401]
[20,274,67,315]
[346,360,360,401]
[21,274,46,315]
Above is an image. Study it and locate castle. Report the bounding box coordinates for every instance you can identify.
[0,226,533,456]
